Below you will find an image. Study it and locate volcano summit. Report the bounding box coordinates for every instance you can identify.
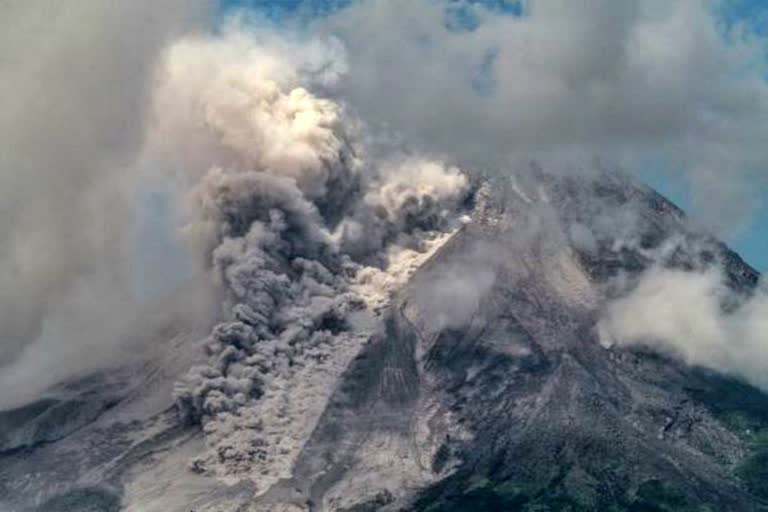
[3,2,768,511]
[2,168,767,511]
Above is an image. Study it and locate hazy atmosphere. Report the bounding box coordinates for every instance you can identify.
[2,1,768,511]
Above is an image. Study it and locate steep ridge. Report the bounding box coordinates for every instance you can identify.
[0,171,766,512]
[258,172,766,511]
[397,178,764,511]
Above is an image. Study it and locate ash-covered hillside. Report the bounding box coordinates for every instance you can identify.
[2,168,767,512]
[4,3,768,511]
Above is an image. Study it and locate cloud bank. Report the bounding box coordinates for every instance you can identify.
[0,0,213,407]
[600,267,768,392]
[318,0,768,234]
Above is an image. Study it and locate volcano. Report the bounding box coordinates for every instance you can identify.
[1,170,766,512]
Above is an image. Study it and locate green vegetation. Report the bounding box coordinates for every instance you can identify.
[733,429,768,501]
[685,371,768,435]
[738,450,768,501]
[684,371,768,503]
[627,479,688,512]
[412,472,727,511]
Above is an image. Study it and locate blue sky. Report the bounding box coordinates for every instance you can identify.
[643,172,768,271]
[727,205,767,272]
[217,0,767,271]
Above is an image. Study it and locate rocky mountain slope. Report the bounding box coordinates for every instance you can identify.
[1,170,765,512]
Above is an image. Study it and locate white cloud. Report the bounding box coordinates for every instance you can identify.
[0,0,213,406]
[316,0,768,234]
[600,267,768,391]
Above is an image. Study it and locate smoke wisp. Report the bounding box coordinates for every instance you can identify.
[600,267,768,392]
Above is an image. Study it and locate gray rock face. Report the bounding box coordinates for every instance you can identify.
[1,171,766,512]
[0,372,128,454]
[274,173,766,511]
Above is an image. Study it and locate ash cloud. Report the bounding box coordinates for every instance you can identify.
[0,0,214,409]
[600,267,768,392]
[152,26,472,481]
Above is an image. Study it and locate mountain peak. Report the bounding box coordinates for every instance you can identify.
[2,171,766,512]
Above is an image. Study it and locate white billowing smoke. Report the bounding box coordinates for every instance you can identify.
[147,26,352,193]
[337,157,470,259]
[363,157,468,229]
[0,0,213,409]
[600,268,768,392]
[146,27,471,485]
[150,29,359,256]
